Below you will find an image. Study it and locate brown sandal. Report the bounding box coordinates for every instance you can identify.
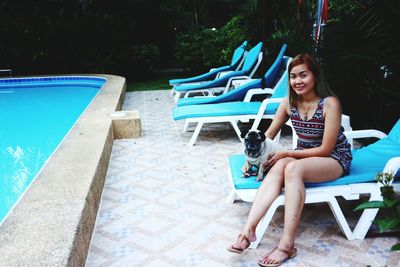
[258,246,298,267]
[227,234,251,254]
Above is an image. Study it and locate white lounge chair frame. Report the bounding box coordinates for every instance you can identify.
[181,57,291,146]
[227,124,400,249]
[182,95,283,146]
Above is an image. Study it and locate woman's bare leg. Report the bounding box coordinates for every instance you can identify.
[260,157,343,264]
[231,157,295,250]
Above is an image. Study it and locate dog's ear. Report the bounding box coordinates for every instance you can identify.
[240,130,249,139]
[260,133,266,141]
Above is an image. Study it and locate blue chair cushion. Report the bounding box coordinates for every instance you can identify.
[230,41,248,69]
[172,101,280,121]
[176,79,263,107]
[169,65,231,85]
[263,44,287,87]
[169,41,248,86]
[230,122,400,190]
[175,44,289,106]
[174,70,247,91]
[388,119,400,144]
[240,42,263,73]
[174,42,263,92]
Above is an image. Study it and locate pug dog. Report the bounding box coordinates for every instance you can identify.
[241,130,286,182]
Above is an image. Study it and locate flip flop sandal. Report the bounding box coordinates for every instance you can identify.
[258,247,298,267]
[227,234,251,254]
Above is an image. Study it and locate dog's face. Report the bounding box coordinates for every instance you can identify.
[242,130,266,158]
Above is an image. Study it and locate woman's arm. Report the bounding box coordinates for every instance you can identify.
[264,97,290,139]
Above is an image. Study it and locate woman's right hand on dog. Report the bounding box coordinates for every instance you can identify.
[263,151,288,170]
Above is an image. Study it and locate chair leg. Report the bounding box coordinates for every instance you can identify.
[304,192,355,240]
[250,196,284,249]
[226,190,237,203]
[188,122,204,146]
[174,91,181,102]
[229,120,243,142]
[183,121,189,133]
[325,195,355,240]
[170,88,175,96]
[353,189,382,239]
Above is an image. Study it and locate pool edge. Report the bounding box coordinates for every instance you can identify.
[0,74,128,266]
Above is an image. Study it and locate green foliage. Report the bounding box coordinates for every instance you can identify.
[354,172,400,251]
[321,0,400,131]
[175,29,220,71]
[218,16,250,63]
[174,15,251,72]
[126,79,168,92]
[130,44,161,71]
[0,0,176,80]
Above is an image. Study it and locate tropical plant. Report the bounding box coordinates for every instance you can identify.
[322,0,400,131]
[354,172,400,251]
[174,15,252,73]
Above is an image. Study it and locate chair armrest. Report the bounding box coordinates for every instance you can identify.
[243,88,274,102]
[0,68,12,77]
[250,97,284,131]
[223,76,252,93]
[341,114,352,132]
[343,129,387,150]
[344,129,387,140]
[231,78,257,88]
[216,71,233,78]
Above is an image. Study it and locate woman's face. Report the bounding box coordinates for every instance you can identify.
[289,64,316,97]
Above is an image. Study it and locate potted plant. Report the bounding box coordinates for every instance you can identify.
[354,172,400,251]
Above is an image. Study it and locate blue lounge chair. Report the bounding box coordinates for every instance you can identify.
[172,42,264,101]
[172,56,292,146]
[169,41,248,86]
[176,44,288,107]
[227,119,400,248]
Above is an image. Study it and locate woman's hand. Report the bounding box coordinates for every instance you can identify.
[262,151,289,170]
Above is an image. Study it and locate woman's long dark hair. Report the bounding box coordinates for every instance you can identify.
[288,54,335,107]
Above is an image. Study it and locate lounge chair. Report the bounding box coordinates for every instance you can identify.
[176,43,288,107]
[172,42,264,102]
[227,119,400,248]
[169,41,248,87]
[172,56,292,146]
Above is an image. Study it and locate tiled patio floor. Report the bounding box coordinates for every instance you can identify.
[85,90,399,267]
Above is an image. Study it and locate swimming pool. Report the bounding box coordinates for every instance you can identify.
[0,76,106,225]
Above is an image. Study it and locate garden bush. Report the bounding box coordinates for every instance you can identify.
[174,15,252,73]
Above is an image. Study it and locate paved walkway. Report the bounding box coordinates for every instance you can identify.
[86,90,399,267]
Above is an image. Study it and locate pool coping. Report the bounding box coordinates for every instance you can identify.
[0,74,128,266]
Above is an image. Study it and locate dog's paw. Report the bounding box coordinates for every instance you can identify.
[242,171,251,178]
[255,173,266,182]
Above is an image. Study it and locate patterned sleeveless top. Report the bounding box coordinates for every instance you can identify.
[290,98,352,175]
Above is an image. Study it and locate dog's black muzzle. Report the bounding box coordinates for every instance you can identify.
[245,143,263,158]
[243,130,266,158]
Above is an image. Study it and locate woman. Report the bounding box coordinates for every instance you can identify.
[227,54,352,267]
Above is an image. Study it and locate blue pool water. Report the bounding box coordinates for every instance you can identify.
[0,76,106,225]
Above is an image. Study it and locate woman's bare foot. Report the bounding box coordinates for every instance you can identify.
[227,229,256,253]
[258,245,297,266]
